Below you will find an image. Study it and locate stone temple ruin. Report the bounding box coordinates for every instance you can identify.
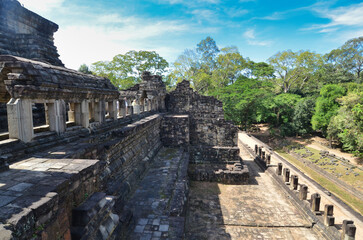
[0,1,361,240]
[0,1,249,239]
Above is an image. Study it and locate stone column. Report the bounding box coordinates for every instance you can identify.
[258,147,262,158]
[155,99,159,111]
[276,163,283,175]
[324,205,334,226]
[283,168,290,182]
[89,101,95,121]
[144,99,148,112]
[7,98,34,143]
[299,185,308,200]
[75,100,89,128]
[266,154,271,165]
[118,100,126,118]
[342,220,354,240]
[48,100,66,133]
[108,100,118,120]
[291,175,298,190]
[44,103,49,125]
[94,100,105,123]
[310,193,321,212]
[345,224,356,240]
[132,100,140,114]
[148,99,152,112]
[68,103,75,122]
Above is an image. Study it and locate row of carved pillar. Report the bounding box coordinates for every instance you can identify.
[5,97,161,143]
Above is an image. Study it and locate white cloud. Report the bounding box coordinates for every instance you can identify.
[158,0,220,6]
[243,29,255,39]
[191,9,216,21]
[18,0,64,14]
[243,29,272,46]
[55,17,190,69]
[305,2,363,32]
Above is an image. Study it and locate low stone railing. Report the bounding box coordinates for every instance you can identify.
[251,143,358,240]
[0,56,163,145]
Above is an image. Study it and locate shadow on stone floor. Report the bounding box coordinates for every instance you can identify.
[185,181,232,240]
[243,159,263,186]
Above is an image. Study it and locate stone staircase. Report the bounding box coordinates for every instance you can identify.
[71,192,119,240]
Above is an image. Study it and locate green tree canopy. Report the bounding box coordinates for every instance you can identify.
[215,76,273,130]
[326,36,363,82]
[292,97,316,135]
[311,84,347,134]
[168,38,252,95]
[78,64,92,74]
[91,50,169,89]
[268,50,323,93]
[327,92,363,156]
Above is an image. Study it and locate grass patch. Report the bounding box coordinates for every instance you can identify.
[290,147,363,189]
[278,151,363,215]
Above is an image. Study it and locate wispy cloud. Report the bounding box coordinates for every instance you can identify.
[224,7,249,18]
[303,2,363,32]
[243,29,272,46]
[158,0,220,6]
[191,9,216,22]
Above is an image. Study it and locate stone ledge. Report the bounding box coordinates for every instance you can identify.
[188,163,249,184]
[0,157,100,239]
[190,145,241,164]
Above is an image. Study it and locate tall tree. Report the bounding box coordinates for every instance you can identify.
[268,50,323,93]
[211,47,246,90]
[326,36,363,81]
[197,36,220,70]
[216,76,273,130]
[92,50,169,89]
[327,92,363,155]
[311,84,346,134]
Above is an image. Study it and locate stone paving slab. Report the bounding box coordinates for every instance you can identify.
[123,147,188,240]
[0,157,99,236]
[185,141,323,240]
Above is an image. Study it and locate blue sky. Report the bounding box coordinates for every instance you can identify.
[18,0,363,70]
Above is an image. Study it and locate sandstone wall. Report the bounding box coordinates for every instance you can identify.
[161,114,189,149]
[0,0,63,66]
[166,80,239,163]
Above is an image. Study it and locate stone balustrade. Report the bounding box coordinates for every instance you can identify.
[0,56,163,143]
[253,144,358,240]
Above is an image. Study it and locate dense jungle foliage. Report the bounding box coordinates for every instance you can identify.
[81,36,363,157]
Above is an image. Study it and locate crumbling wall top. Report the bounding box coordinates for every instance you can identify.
[0,55,119,102]
[119,71,166,101]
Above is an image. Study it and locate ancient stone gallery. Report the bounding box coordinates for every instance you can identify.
[0,1,250,239]
[0,1,360,240]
